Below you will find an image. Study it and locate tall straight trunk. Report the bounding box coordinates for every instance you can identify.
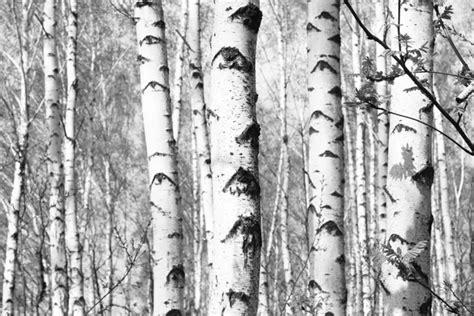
[172,0,189,141]
[44,0,68,314]
[134,1,185,314]
[433,108,457,295]
[2,4,30,315]
[64,0,84,314]
[276,8,292,313]
[375,0,388,243]
[307,0,346,314]
[207,1,262,314]
[191,134,202,314]
[104,160,114,315]
[188,1,214,311]
[381,0,434,313]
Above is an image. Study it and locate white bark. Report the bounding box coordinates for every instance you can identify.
[172,0,189,141]
[307,0,346,314]
[381,0,434,314]
[135,1,185,314]
[207,1,262,314]
[44,0,68,314]
[433,108,457,298]
[64,0,85,314]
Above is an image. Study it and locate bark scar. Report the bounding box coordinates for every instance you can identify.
[212,47,253,73]
[229,4,263,33]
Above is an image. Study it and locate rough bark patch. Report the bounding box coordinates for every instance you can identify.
[335,117,344,129]
[222,214,261,265]
[213,47,253,73]
[222,167,260,197]
[150,172,177,188]
[229,4,263,34]
[139,35,165,46]
[226,289,250,307]
[306,22,321,32]
[166,265,185,285]
[316,11,337,22]
[311,110,334,122]
[335,254,345,264]
[165,309,182,316]
[418,296,432,314]
[392,123,417,134]
[317,221,343,236]
[411,164,434,187]
[235,122,260,147]
[152,20,166,29]
[310,60,337,74]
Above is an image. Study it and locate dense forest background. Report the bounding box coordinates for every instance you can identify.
[0,0,472,315]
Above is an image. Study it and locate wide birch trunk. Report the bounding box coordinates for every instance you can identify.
[134,1,185,314]
[307,0,346,314]
[381,0,434,314]
[207,1,262,314]
[44,0,68,314]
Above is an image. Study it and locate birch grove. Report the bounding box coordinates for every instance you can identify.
[0,0,471,315]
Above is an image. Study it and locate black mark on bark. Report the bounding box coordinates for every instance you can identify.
[212,47,253,72]
[319,150,339,158]
[150,173,177,188]
[166,265,185,285]
[229,4,263,33]
[222,167,260,198]
[392,123,417,134]
[142,81,168,93]
[306,23,321,32]
[222,214,261,265]
[139,35,164,46]
[226,289,250,308]
[328,86,342,98]
[310,60,337,74]
[328,34,341,44]
[235,122,260,148]
[317,221,343,236]
[316,11,337,22]
[411,163,434,187]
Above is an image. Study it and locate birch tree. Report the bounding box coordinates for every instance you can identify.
[1,3,32,314]
[64,0,85,314]
[207,1,263,314]
[380,0,434,313]
[134,1,185,314]
[44,0,68,314]
[307,0,345,314]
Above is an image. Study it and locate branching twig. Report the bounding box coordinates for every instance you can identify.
[343,0,474,155]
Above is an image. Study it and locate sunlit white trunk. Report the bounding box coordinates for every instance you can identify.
[135,1,185,314]
[381,0,434,314]
[44,0,68,314]
[307,0,346,314]
[433,108,457,296]
[64,0,84,314]
[207,1,262,314]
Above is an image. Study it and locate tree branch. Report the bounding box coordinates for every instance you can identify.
[343,0,474,155]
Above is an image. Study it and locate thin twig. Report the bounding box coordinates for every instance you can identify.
[343,0,474,155]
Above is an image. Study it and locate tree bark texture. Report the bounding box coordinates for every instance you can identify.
[381,0,434,314]
[307,0,346,314]
[207,1,262,314]
[134,1,185,314]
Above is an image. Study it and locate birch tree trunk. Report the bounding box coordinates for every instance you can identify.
[207,1,262,314]
[433,108,457,298]
[374,0,388,243]
[134,1,185,314]
[188,1,214,311]
[44,0,68,314]
[2,4,30,315]
[64,0,85,314]
[381,0,434,313]
[307,0,346,313]
[172,0,189,141]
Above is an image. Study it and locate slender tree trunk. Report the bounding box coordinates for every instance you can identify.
[64,0,84,314]
[207,1,262,314]
[191,133,202,315]
[188,1,214,312]
[44,0,68,314]
[104,160,114,316]
[381,1,434,313]
[2,5,30,315]
[375,0,388,243]
[134,1,185,314]
[433,108,457,296]
[307,0,346,314]
[172,0,189,142]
